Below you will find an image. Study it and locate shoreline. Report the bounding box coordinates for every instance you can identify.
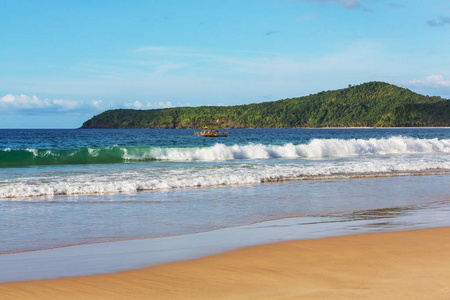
[1,175,450,284]
[1,195,450,284]
[3,196,450,256]
[2,227,450,299]
[3,170,449,206]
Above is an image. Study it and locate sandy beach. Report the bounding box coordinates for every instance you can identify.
[1,227,450,300]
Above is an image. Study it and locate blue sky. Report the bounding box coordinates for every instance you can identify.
[1,0,450,128]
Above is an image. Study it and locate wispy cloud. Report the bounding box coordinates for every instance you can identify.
[405,75,450,88]
[3,41,403,109]
[0,94,105,113]
[435,4,449,12]
[290,0,362,9]
[297,12,318,21]
[289,0,378,12]
[77,61,188,79]
[265,31,280,36]
[388,2,403,9]
[134,46,214,59]
[427,16,450,27]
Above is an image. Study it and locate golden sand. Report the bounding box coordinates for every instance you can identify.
[1,227,450,299]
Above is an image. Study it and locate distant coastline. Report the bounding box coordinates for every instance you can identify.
[81,82,450,129]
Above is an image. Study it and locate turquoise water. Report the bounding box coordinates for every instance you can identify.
[0,128,449,254]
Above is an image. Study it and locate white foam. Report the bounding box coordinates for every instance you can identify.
[149,137,450,161]
[25,148,38,156]
[1,151,449,199]
[87,148,99,156]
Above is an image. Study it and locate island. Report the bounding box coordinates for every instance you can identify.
[81,81,450,129]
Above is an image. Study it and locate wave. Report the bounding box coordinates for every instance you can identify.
[1,151,450,199]
[1,163,449,200]
[152,136,450,161]
[1,136,449,167]
[0,146,125,167]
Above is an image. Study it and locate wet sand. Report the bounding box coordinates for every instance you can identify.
[2,227,450,299]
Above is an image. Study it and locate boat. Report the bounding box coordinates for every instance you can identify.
[194,125,228,137]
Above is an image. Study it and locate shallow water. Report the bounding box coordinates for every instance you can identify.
[1,194,450,283]
[1,174,449,254]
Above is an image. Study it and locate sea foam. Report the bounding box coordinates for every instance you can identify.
[152,137,450,161]
[1,136,448,167]
[1,150,449,199]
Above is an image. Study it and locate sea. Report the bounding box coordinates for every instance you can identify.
[1,128,450,281]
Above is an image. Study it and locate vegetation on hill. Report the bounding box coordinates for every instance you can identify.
[81,82,449,129]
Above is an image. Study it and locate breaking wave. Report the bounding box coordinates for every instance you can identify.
[1,136,449,167]
[1,152,450,199]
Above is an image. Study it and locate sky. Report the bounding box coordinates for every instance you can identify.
[1,0,450,128]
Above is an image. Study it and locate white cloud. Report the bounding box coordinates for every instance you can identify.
[405,75,450,88]
[0,94,104,113]
[125,100,145,109]
[125,100,173,109]
[1,94,45,108]
[91,100,104,110]
[0,94,81,111]
[158,101,173,108]
[132,100,143,109]
[51,99,82,111]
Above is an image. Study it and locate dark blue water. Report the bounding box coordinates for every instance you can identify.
[1,128,449,150]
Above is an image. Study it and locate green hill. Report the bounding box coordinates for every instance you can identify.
[80,82,450,129]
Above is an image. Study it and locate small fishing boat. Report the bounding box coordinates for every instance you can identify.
[194,125,228,137]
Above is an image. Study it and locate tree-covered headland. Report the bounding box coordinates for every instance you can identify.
[81,82,450,129]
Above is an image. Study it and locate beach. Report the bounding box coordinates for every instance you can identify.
[1,227,450,299]
[1,128,449,298]
[3,0,450,296]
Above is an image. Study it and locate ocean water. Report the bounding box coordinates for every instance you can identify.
[0,128,449,255]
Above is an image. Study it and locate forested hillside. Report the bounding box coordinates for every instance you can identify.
[81,82,450,128]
